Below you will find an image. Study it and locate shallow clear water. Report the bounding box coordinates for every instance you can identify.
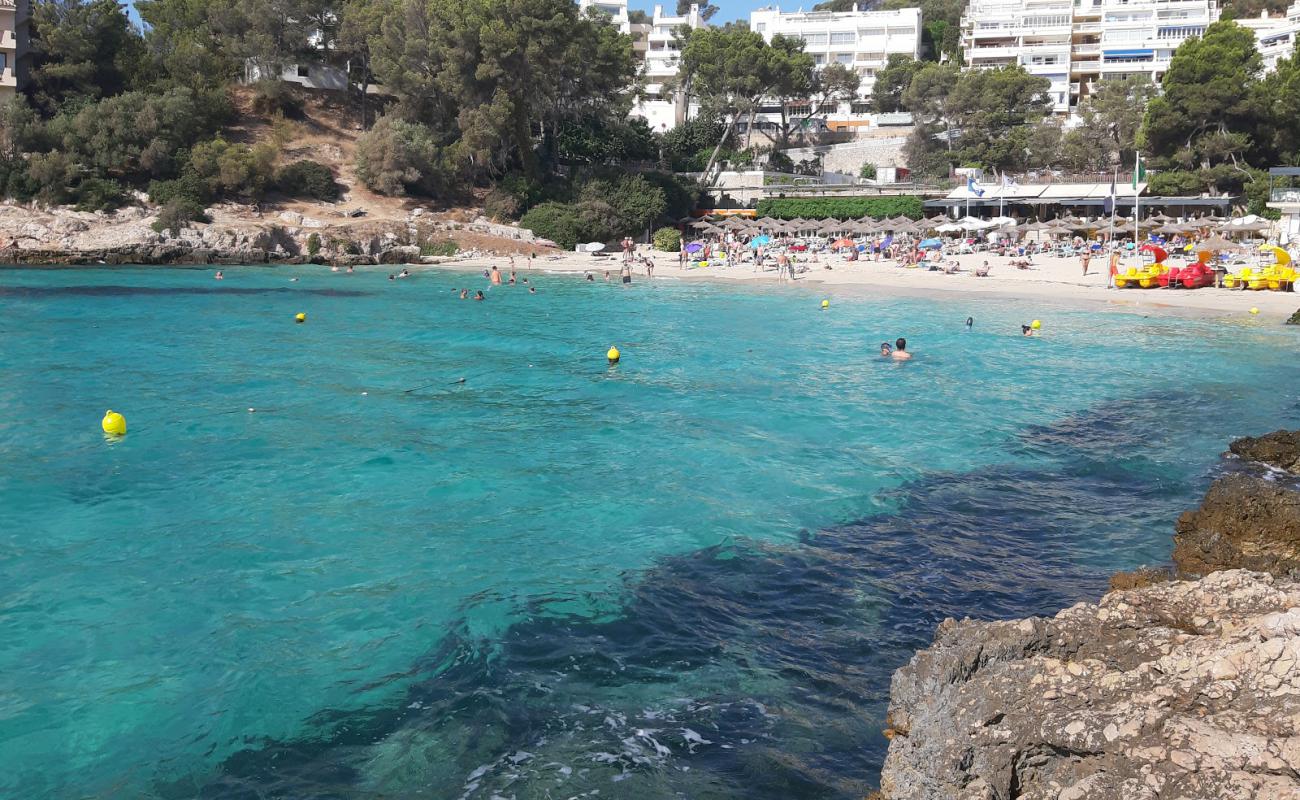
[0,265,1296,799]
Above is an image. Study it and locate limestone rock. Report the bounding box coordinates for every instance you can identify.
[880,570,1300,800]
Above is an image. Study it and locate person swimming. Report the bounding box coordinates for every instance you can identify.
[460,288,468,299]
[586,273,595,282]
[1022,324,1034,337]
[965,317,973,328]
[346,265,354,274]
[399,268,410,278]
[474,290,485,301]
[879,342,893,357]
[528,286,537,294]
[388,274,396,281]
[214,270,223,280]
[892,337,912,360]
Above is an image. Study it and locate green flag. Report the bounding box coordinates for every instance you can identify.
[1132,153,1146,189]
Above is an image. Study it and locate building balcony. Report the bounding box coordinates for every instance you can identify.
[0,67,15,87]
[1072,43,1100,54]
[1271,187,1300,205]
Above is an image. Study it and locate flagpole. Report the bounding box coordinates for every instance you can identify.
[1133,150,1140,253]
[1108,166,1117,246]
[1107,166,1117,289]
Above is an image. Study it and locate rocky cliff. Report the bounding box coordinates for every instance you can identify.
[879,432,1300,800]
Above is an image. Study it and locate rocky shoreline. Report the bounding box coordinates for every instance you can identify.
[0,201,550,267]
[878,431,1300,799]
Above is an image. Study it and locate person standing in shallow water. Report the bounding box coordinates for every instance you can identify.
[490,266,502,285]
[892,337,912,360]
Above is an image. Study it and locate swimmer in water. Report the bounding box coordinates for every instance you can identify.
[388,274,396,281]
[965,317,973,328]
[290,277,299,282]
[528,286,536,294]
[892,337,912,360]
[1022,324,1034,337]
[474,290,485,301]
[331,265,340,272]
[879,342,893,357]
[399,268,410,278]
[460,288,468,299]
[509,270,516,285]
[346,265,354,274]
[214,270,223,280]
[586,273,595,282]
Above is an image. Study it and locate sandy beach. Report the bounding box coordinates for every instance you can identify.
[435,247,1300,321]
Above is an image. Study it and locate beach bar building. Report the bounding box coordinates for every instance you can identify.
[1267,167,1300,246]
[927,180,1242,222]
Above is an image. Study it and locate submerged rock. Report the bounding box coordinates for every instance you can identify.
[880,570,1300,800]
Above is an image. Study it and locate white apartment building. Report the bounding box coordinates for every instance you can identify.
[749,5,923,129]
[578,0,704,131]
[639,4,703,131]
[1240,1,1300,71]
[962,0,1219,113]
[0,0,31,100]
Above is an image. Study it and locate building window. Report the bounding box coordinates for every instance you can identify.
[813,54,826,65]
[756,23,765,32]
[850,101,872,114]
[836,53,853,64]
[296,65,310,78]
[830,31,855,44]
[860,27,886,36]
[787,103,811,115]
[886,26,914,35]
[803,33,828,45]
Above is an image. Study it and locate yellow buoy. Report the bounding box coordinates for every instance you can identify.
[102,410,126,436]
[607,346,620,364]
[1250,307,1260,315]
[1030,319,1042,330]
[821,299,830,309]
[295,312,306,323]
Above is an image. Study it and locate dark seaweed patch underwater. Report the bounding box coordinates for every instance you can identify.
[183,397,1211,800]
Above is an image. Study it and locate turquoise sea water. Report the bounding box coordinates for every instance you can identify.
[0,265,1296,798]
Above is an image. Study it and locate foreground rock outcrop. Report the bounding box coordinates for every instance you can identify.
[880,432,1300,799]
[881,570,1300,800]
[1173,475,1300,578]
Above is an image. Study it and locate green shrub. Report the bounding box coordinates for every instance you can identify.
[484,185,523,220]
[578,174,666,238]
[652,226,681,252]
[148,172,211,207]
[306,233,321,257]
[189,138,276,200]
[420,239,458,257]
[355,116,450,197]
[74,177,127,211]
[767,151,795,172]
[250,79,302,117]
[859,163,877,180]
[755,196,923,220]
[275,160,340,200]
[520,201,586,249]
[151,198,207,236]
